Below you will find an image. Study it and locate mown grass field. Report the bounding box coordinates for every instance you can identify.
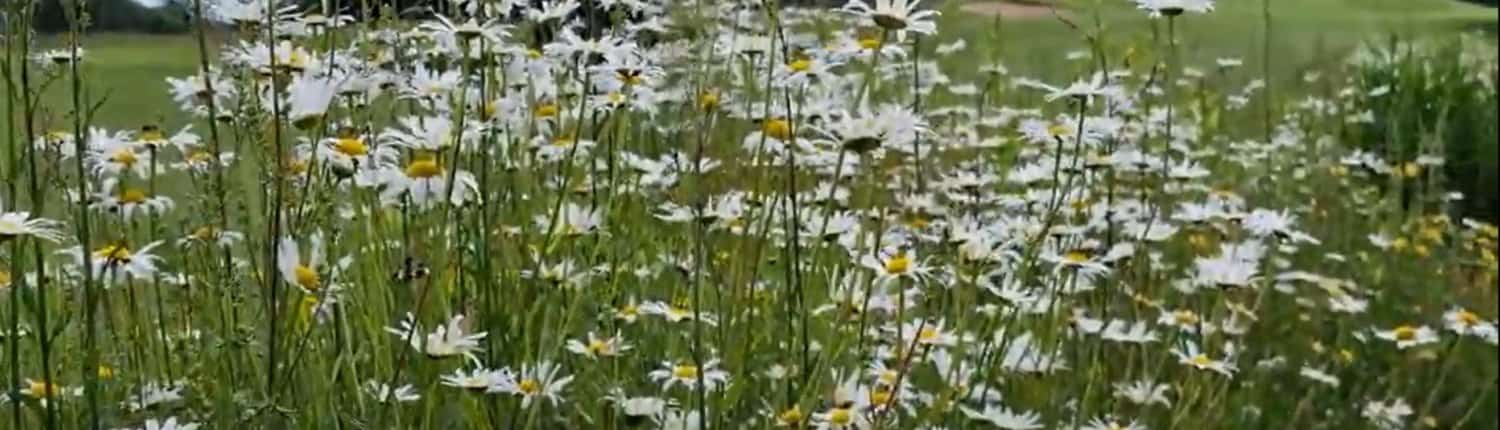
[11,0,1496,132]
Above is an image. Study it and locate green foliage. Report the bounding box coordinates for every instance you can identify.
[1348,34,1499,221]
[33,0,191,34]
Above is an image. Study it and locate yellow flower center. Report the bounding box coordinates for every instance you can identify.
[619,304,639,318]
[404,159,443,178]
[333,137,368,157]
[879,369,899,385]
[859,38,882,50]
[1456,310,1481,327]
[97,365,114,379]
[0,270,11,289]
[1063,250,1090,264]
[285,50,308,70]
[293,264,320,290]
[27,380,60,398]
[777,406,804,425]
[1189,355,1213,367]
[138,130,165,144]
[94,245,133,262]
[1401,162,1422,178]
[763,119,793,141]
[698,91,720,110]
[1047,123,1071,137]
[110,149,139,167]
[788,58,813,73]
[118,188,149,204]
[616,70,644,86]
[1173,310,1200,326]
[517,378,541,395]
[1393,325,1417,341]
[526,49,543,59]
[829,407,853,425]
[192,226,219,241]
[884,252,911,275]
[534,103,559,118]
[187,150,215,164]
[672,364,699,379]
[587,339,609,355]
[482,101,499,120]
[870,388,893,406]
[917,327,939,342]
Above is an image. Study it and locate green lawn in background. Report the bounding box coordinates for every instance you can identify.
[4,0,1495,133]
[934,0,1496,82]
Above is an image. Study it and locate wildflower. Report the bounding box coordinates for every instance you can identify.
[123,381,185,411]
[842,0,939,41]
[318,128,395,180]
[535,202,603,237]
[1080,417,1147,430]
[816,104,926,154]
[490,361,573,408]
[364,380,421,403]
[895,318,962,347]
[860,247,930,284]
[209,0,297,26]
[1362,398,1413,430]
[1113,380,1172,406]
[380,155,480,208]
[34,48,85,66]
[1192,254,1259,289]
[648,359,730,391]
[90,179,175,221]
[617,395,668,424]
[775,405,806,427]
[527,0,583,23]
[385,313,488,363]
[276,232,327,293]
[20,378,79,403]
[960,404,1044,429]
[1041,246,1112,278]
[1172,341,1236,376]
[564,331,632,359]
[1298,366,1340,388]
[441,367,510,391]
[615,297,643,323]
[418,15,507,44]
[1134,0,1214,17]
[1442,307,1497,340]
[132,417,201,430]
[1374,325,1439,349]
[0,202,67,243]
[286,73,342,129]
[62,241,165,282]
[1016,73,1116,103]
[86,130,152,178]
[811,403,869,429]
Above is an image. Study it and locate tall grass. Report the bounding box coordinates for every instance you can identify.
[1,0,1497,429]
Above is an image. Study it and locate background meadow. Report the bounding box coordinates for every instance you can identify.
[2,0,1498,429]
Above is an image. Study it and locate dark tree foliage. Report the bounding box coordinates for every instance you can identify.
[33,0,192,33]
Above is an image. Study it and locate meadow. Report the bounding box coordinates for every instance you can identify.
[2,0,1498,429]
